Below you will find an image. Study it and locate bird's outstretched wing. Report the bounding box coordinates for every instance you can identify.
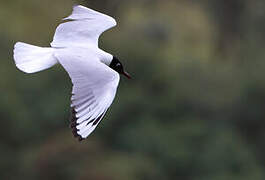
[55,49,120,141]
[51,5,117,48]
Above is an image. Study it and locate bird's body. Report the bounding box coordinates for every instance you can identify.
[57,46,113,65]
[13,5,130,141]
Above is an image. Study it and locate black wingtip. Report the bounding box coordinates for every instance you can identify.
[70,107,84,141]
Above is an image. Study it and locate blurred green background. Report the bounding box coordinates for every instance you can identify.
[1,0,265,179]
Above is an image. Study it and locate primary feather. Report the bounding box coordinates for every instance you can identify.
[54,48,119,140]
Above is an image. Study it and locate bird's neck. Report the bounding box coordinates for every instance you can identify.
[98,49,113,66]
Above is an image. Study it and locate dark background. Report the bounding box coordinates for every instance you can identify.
[1,0,265,179]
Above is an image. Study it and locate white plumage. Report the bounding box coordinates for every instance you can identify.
[14,42,57,73]
[13,5,122,141]
[51,5,116,47]
[55,47,119,139]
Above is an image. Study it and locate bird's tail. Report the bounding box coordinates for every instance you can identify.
[13,42,58,73]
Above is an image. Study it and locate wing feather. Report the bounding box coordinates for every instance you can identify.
[55,49,120,141]
[51,5,117,48]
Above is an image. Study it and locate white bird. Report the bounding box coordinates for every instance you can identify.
[13,5,131,141]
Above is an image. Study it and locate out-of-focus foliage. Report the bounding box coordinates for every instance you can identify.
[1,0,265,179]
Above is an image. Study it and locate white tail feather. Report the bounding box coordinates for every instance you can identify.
[13,42,58,73]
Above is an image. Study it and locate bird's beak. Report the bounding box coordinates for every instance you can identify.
[122,71,131,79]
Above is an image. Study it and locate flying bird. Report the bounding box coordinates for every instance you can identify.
[13,5,131,141]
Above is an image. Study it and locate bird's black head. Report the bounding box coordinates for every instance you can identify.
[110,56,131,79]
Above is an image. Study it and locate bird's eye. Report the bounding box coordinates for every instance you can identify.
[116,63,121,67]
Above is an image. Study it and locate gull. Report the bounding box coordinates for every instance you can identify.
[13,5,131,141]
